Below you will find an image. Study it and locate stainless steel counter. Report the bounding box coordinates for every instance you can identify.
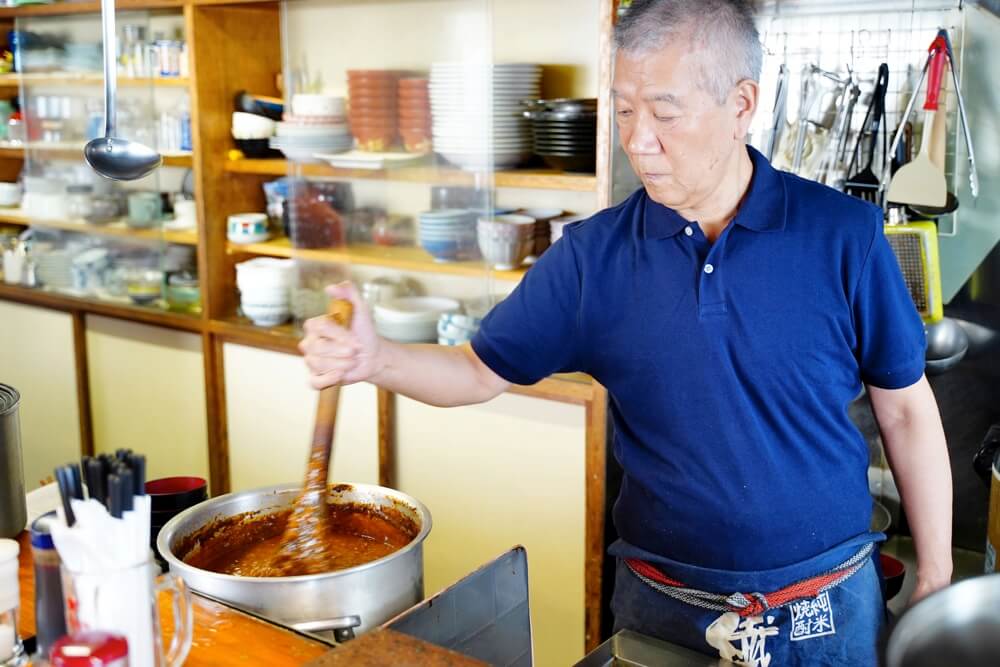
[574,630,719,667]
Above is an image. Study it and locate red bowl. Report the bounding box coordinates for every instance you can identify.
[145,476,208,511]
[880,554,906,601]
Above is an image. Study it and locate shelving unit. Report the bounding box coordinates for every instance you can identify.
[0,209,197,244]
[226,237,529,281]
[225,157,598,192]
[0,142,192,166]
[0,73,189,87]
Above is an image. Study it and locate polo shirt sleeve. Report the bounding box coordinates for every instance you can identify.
[852,212,927,389]
[470,229,584,385]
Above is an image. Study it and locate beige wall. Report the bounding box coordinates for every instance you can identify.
[85,316,209,483]
[0,301,81,490]
[395,393,587,666]
[223,343,378,491]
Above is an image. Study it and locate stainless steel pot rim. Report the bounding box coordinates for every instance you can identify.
[0,384,19,415]
[158,481,432,583]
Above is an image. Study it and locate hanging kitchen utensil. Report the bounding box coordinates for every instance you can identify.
[814,78,859,187]
[886,34,949,208]
[271,298,354,575]
[791,65,816,173]
[845,64,890,203]
[885,214,944,324]
[765,64,789,161]
[84,0,162,180]
[941,30,979,199]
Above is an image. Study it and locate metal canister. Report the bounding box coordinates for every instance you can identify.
[0,385,25,539]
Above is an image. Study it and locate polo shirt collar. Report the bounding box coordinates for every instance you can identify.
[642,145,787,240]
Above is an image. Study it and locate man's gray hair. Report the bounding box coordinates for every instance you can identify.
[614,0,763,104]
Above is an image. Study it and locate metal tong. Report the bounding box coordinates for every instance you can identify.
[880,29,979,207]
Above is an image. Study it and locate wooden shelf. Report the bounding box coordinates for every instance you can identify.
[225,158,597,192]
[0,281,203,332]
[0,142,192,166]
[227,237,528,282]
[209,313,597,404]
[0,0,185,18]
[0,74,190,88]
[0,209,197,245]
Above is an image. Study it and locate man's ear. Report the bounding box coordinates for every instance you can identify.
[732,78,759,140]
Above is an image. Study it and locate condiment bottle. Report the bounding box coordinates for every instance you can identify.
[0,538,26,666]
[51,632,128,667]
[30,513,66,658]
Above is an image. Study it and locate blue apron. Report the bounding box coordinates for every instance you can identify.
[609,534,888,666]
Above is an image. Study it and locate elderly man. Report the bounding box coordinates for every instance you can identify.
[300,0,952,663]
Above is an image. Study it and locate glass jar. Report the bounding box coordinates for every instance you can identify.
[165,272,200,314]
[67,184,94,221]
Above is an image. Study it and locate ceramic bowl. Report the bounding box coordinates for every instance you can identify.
[235,257,295,291]
[227,213,269,244]
[0,182,20,207]
[231,112,275,139]
[241,302,291,327]
[291,94,345,118]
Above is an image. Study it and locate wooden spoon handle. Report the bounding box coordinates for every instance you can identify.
[307,299,354,488]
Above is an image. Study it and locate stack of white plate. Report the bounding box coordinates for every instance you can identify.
[374,296,461,343]
[418,209,479,263]
[429,62,541,171]
[269,109,353,163]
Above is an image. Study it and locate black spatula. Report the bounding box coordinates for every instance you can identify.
[845,64,889,203]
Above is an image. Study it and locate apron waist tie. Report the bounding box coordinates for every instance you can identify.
[624,542,874,618]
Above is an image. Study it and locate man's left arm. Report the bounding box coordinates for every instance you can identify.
[868,375,952,603]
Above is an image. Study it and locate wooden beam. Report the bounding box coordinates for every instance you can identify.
[202,334,231,496]
[0,283,204,333]
[377,388,396,488]
[188,1,282,323]
[583,383,608,652]
[71,312,95,458]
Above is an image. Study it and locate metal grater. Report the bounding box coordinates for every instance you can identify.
[885,221,943,323]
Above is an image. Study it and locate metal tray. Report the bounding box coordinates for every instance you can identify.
[574,630,719,667]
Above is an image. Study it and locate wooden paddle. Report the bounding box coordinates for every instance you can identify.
[272,298,354,575]
[887,35,948,208]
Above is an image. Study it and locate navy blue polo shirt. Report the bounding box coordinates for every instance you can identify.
[471,146,926,577]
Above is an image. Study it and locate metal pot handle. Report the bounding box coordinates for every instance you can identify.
[291,615,362,643]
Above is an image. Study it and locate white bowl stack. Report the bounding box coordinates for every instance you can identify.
[269,94,353,162]
[374,296,461,343]
[235,258,295,326]
[429,63,541,171]
[477,213,536,270]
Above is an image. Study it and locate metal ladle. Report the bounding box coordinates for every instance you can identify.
[84,0,162,180]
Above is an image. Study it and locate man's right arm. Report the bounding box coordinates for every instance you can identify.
[300,283,510,407]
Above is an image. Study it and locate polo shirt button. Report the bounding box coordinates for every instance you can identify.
[704,264,715,274]
[684,226,693,237]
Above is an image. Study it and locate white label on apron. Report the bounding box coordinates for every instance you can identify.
[789,592,836,641]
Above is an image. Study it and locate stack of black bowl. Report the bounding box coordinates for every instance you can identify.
[523,98,598,173]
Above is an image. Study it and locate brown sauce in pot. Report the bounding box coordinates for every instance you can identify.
[178,499,418,577]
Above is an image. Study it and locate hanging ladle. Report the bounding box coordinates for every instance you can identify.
[84,0,162,180]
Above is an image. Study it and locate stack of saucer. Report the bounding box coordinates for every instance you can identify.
[269,94,351,162]
[418,209,479,263]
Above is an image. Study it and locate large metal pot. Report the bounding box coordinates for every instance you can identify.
[886,574,1000,666]
[157,482,431,639]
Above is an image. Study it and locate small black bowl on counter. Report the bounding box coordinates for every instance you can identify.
[523,98,598,173]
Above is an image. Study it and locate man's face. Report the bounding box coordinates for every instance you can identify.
[613,41,747,212]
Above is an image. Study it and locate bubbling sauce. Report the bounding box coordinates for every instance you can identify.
[179,501,417,577]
